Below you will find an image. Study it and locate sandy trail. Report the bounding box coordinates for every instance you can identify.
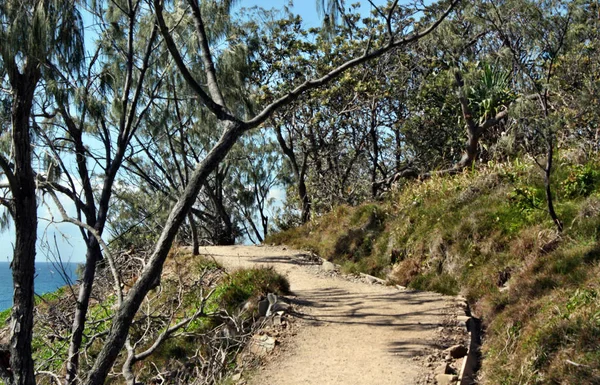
[199,245,453,385]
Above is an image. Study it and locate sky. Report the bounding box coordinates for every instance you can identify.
[0,0,388,263]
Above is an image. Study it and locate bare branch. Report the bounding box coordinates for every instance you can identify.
[187,0,226,107]
[153,0,237,121]
[43,189,123,304]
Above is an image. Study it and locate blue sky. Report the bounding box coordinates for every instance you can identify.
[0,0,388,263]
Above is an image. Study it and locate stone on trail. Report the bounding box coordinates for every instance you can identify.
[444,344,468,359]
[435,373,458,385]
[321,261,336,272]
[435,362,451,375]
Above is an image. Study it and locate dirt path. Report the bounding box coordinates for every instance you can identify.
[199,245,456,385]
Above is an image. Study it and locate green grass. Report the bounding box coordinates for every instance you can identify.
[267,154,600,384]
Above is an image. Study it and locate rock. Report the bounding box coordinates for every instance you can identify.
[322,261,336,272]
[435,373,458,385]
[435,362,451,375]
[444,344,468,359]
[231,373,242,381]
[258,299,269,317]
[271,313,283,326]
[260,335,276,352]
[456,315,471,331]
[248,335,277,356]
[272,302,289,313]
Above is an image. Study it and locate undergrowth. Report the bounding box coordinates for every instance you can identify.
[266,152,600,384]
[12,250,290,384]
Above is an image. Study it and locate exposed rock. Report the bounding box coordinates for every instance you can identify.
[248,335,277,357]
[435,373,458,385]
[321,261,336,272]
[435,362,451,375]
[444,344,468,359]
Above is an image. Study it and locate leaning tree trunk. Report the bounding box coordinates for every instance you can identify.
[84,121,244,385]
[10,73,39,385]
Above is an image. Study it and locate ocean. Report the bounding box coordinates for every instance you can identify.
[0,262,80,311]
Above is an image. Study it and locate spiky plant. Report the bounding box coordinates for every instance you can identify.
[468,63,516,123]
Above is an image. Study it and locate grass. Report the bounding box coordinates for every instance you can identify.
[5,249,290,384]
[214,267,290,314]
[266,153,600,384]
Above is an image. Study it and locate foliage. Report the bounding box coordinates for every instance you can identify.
[214,267,290,314]
[561,163,600,198]
[467,64,516,124]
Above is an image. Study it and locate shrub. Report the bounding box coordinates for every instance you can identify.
[215,267,290,314]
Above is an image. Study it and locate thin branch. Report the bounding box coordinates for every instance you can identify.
[153,0,236,121]
[43,189,123,305]
[0,155,16,192]
[187,0,226,107]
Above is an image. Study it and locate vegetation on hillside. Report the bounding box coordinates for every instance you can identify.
[268,152,600,384]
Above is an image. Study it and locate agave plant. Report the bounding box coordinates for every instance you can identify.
[468,63,516,124]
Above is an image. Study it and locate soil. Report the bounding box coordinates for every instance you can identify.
[199,245,467,385]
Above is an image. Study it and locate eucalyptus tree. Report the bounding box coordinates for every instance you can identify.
[78,1,459,383]
[0,1,84,383]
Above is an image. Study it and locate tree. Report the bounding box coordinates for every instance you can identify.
[0,1,84,383]
[32,1,163,381]
[482,0,572,232]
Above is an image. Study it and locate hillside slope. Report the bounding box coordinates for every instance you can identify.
[268,153,600,384]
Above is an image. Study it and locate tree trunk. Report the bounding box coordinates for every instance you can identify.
[370,124,379,199]
[274,126,311,224]
[544,135,563,232]
[457,123,481,169]
[65,240,101,385]
[203,181,235,245]
[10,74,39,385]
[299,175,311,224]
[84,121,245,385]
[188,213,200,255]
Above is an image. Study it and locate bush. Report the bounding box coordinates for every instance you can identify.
[216,267,290,314]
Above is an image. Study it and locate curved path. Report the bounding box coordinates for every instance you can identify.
[199,245,454,385]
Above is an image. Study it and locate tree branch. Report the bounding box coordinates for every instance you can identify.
[43,189,123,305]
[187,0,226,107]
[247,0,460,128]
[153,0,236,121]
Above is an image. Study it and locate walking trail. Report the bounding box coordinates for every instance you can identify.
[200,245,456,385]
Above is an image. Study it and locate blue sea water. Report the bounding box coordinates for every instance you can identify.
[0,262,80,311]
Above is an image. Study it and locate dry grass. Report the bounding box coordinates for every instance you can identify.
[267,154,600,384]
